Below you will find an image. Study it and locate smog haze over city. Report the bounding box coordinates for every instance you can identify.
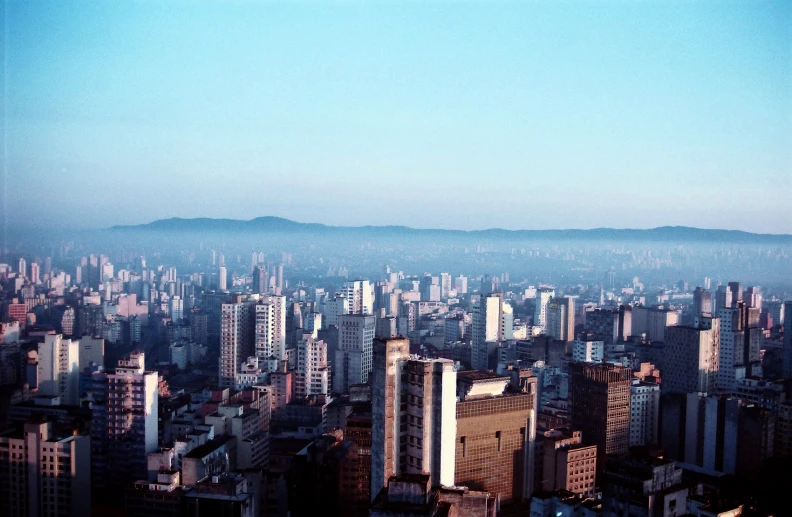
[1,2,791,517]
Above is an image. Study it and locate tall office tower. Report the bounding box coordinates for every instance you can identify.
[396,300,417,338]
[440,272,452,298]
[371,342,457,497]
[718,304,762,387]
[201,290,229,344]
[570,362,631,466]
[252,265,269,294]
[715,285,731,314]
[455,371,537,503]
[218,266,227,291]
[0,420,91,517]
[454,275,468,295]
[629,380,660,447]
[91,352,158,496]
[342,280,375,315]
[784,303,792,378]
[255,296,287,362]
[371,338,410,499]
[547,296,575,342]
[218,295,257,388]
[419,274,441,302]
[743,286,762,310]
[401,359,457,488]
[168,295,184,322]
[728,282,743,308]
[694,287,713,316]
[43,256,52,275]
[294,335,329,398]
[768,301,785,326]
[38,333,80,405]
[29,262,40,284]
[18,257,26,277]
[218,253,225,267]
[471,292,504,371]
[335,314,376,393]
[662,318,720,394]
[534,288,555,333]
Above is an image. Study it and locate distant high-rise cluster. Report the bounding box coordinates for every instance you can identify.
[0,236,787,517]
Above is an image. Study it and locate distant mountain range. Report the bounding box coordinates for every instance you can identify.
[108,217,792,244]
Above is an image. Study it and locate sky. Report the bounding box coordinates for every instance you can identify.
[3,0,791,233]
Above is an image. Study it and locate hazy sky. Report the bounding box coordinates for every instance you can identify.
[4,1,791,232]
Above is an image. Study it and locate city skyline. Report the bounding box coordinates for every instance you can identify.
[4,1,791,233]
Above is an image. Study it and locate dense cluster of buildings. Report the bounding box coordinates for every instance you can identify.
[0,251,790,516]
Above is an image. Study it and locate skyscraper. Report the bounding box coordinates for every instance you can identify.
[254,295,287,362]
[694,287,713,317]
[219,294,257,388]
[218,265,227,291]
[547,296,575,342]
[715,284,732,314]
[91,352,158,497]
[471,292,504,371]
[371,338,410,499]
[342,280,374,315]
[30,262,40,284]
[663,318,720,394]
[370,342,457,497]
[294,335,329,398]
[38,333,80,405]
[252,264,269,294]
[570,362,631,466]
[534,287,555,333]
[168,295,183,322]
[335,314,376,393]
[455,370,537,503]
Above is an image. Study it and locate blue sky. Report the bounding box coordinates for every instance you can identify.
[4,1,791,232]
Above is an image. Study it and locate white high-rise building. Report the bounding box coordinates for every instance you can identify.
[30,262,40,285]
[254,295,287,362]
[295,335,329,398]
[371,337,457,499]
[218,266,227,291]
[440,272,452,298]
[18,257,26,277]
[322,295,349,326]
[38,333,80,405]
[454,275,468,295]
[169,295,184,322]
[335,314,376,393]
[219,295,257,388]
[629,380,660,447]
[534,288,556,333]
[471,293,512,371]
[341,280,374,315]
